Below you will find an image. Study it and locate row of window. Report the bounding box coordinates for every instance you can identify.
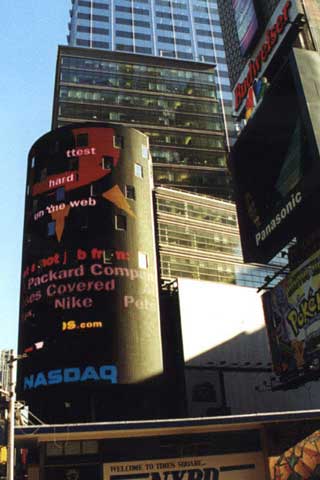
[156,0,188,9]
[75,31,225,54]
[76,39,109,48]
[157,50,193,59]
[160,253,237,284]
[76,37,225,59]
[60,87,221,115]
[60,70,216,98]
[116,18,150,27]
[78,1,108,9]
[157,24,190,33]
[116,30,151,40]
[75,42,151,54]
[158,221,242,257]
[115,5,149,15]
[78,12,108,21]
[158,36,191,46]
[156,197,237,226]
[152,148,226,168]
[61,56,215,85]
[59,102,223,131]
[77,25,109,35]
[148,132,226,150]
[160,253,279,288]
[153,168,231,198]
[115,44,153,54]
[75,15,223,40]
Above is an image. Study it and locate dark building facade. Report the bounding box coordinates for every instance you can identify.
[52,46,232,198]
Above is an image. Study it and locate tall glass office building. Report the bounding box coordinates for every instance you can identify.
[67,0,235,141]
[53,46,231,198]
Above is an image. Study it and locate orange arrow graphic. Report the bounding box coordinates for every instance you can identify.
[102,184,136,218]
[51,206,71,242]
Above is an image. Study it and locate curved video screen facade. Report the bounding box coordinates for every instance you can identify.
[18,124,163,421]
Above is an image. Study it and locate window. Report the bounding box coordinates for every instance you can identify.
[46,440,98,457]
[135,163,143,178]
[114,135,124,148]
[32,199,38,213]
[40,168,47,181]
[136,46,153,54]
[138,252,148,269]
[102,156,113,170]
[65,441,81,456]
[103,249,115,263]
[142,144,149,159]
[56,187,65,202]
[115,214,127,230]
[48,221,56,236]
[69,157,79,170]
[125,185,135,199]
[76,133,88,147]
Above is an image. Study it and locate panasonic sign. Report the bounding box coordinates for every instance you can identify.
[23,364,118,390]
[255,191,302,246]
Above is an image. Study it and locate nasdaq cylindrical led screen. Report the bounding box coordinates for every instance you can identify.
[18,124,163,420]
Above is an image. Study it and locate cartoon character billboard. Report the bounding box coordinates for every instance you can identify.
[18,124,163,421]
[263,248,320,383]
[268,426,320,480]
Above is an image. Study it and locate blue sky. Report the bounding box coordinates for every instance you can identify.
[1,1,70,350]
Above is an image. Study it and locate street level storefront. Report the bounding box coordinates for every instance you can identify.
[15,410,320,480]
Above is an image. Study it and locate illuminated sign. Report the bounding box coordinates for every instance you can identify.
[18,124,163,421]
[263,249,320,383]
[233,0,302,112]
[232,0,259,55]
[23,364,117,390]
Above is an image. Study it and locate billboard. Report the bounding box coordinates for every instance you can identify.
[232,0,259,56]
[232,0,303,112]
[230,50,320,264]
[177,278,267,365]
[18,124,163,420]
[263,248,320,384]
[104,454,266,480]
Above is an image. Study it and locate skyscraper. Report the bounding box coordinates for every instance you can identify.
[67,0,235,142]
[53,0,288,285]
[53,46,231,198]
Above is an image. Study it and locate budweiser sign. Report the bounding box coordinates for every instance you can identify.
[234,0,293,112]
